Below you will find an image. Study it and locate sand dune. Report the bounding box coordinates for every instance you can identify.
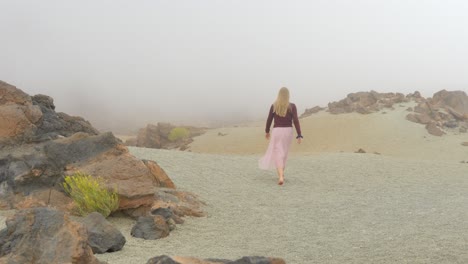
[189,103,468,161]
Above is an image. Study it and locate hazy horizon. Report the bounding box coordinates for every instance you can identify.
[1,1,467,132]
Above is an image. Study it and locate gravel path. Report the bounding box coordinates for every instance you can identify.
[94,148,468,264]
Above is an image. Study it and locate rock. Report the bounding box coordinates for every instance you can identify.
[134,123,205,150]
[131,215,170,240]
[405,113,433,125]
[146,256,286,264]
[300,106,324,118]
[406,107,413,112]
[327,91,406,115]
[0,81,205,223]
[151,207,173,220]
[355,148,366,153]
[425,123,445,136]
[0,207,102,264]
[461,142,468,146]
[143,159,176,189]
[81,212,126,254]
[460,127,467,133]
[152,189,206,219]
[432,90,468,114]
[0,80,98,145]
[444,120,458,128]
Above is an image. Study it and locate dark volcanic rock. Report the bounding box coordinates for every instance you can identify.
[0,80,98,145]
[0,207,102,264]
[131,215,170,240]
[81,212,126,254]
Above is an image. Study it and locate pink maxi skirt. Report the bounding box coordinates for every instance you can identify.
[258,127,294,170]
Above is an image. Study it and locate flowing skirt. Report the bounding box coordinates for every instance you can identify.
[258,127,294,170]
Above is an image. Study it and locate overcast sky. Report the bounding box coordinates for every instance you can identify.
[1,1,467,132]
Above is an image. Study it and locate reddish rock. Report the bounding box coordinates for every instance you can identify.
[461,142,468,146]
[143,160,176,189]
[425,123,445,136]
[0,207,102,264]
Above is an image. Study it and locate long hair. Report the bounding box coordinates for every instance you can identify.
[273,87,290,117]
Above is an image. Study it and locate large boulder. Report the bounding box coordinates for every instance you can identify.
[406,90,468,135]
[0,207,103,264]
[129,123,205,150]
[431,90,468,114]
[81,212,126,254]
[0,132,176,212]
[0,80,98,145]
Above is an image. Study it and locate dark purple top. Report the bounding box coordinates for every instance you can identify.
[265,103,302,137]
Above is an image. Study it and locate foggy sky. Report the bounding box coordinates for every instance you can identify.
[1,1,467,132]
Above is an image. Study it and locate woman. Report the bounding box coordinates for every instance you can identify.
[259,87,302,185]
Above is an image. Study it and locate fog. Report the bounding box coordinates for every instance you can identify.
[1,1,467,132]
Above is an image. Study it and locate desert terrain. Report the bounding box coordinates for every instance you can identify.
[91,102,468,263]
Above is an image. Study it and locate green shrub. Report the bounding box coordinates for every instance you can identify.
[168,127,190,142]
[62,172,119,217]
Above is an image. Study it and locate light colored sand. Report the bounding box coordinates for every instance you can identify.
[188,103,468,161]
[91,147,468,264]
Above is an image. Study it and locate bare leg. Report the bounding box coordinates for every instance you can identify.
[276,167,284,185]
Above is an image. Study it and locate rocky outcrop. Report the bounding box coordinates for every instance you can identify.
[126,123,205,150]
[327,91,406,115]
[299,106,324,118]
[0,207,103,264]
[0,81,98,145]
[146,256,286,264]
[0,80,201,220]
[405,90,468,136]
[81,212,126,254]
[0,132,175,212]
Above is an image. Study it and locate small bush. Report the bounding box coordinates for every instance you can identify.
[168,127,190,142]
[62,172,119,217]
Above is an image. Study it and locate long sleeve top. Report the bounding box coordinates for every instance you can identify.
[265,103,302,137]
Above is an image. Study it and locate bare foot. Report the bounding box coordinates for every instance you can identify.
[278,177,284,185]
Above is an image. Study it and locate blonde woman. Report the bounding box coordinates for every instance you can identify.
[259,87,302,185]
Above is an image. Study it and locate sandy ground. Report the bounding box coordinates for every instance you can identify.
[1,105,468,263]
[90,147,468,264]
[188,103,468,161]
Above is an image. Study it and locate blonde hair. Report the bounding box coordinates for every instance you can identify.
[273,87,290,117]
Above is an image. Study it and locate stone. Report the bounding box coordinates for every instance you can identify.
[355,148,366,154]
[147,255,182,264]
[81,212,126,254]
[143,160,176,189]
[0,80,98,145]
[134,123,205,150]
[461,142,468,146]
[300,106,324,118]
[425,123,445,136]
[146,256,287,264]
[0,207,102,264]
[131,215,170,240]
[327,91,407,115]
